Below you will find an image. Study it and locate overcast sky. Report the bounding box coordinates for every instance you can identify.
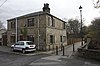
[0,0,100,28]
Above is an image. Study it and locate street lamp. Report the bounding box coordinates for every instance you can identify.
[79,5,83,46]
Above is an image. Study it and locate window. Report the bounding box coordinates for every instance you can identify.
[48,16,55,27]
[27,35,34,42]
[18,42,24,45]
[26,42,34,45]
[48,17,52,26]
[63,22,66,29]
[52,17,55,27]
[60,36,63,42]
[20,36,24,41]
[50,35,55,43]
[15,43,19,45]
[63,36,66,42]
[10,36,15,43]
[11,21,15,29]
[27,18,35,27]
[48,17,50,26]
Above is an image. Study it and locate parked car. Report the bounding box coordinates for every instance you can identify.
[11,41,36,53]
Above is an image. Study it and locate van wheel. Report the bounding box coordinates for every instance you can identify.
[22,49,25,54]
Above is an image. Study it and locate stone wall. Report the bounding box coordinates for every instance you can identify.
[45,14,67,51]
[78,43,100,60]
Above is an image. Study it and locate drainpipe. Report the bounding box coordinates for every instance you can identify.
[16,18,18,43]
[37,14,40,50]
[66,22,67,45]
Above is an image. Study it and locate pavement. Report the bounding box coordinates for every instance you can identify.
[0,42,81,56]
[58,42,81,57]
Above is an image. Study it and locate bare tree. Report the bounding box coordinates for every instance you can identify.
[93,0,100,8]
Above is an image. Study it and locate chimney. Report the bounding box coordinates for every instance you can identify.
[42,3,50,13]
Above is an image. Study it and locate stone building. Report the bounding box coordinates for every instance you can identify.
[7,3,67,51]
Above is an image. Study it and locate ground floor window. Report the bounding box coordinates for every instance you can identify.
[60,36,63,42]
[27,35,34,42]
[20,35,24,41]
[63,36,67,42]
[20,35,34,42]
[50,35,55,43]
[10,36,15,43]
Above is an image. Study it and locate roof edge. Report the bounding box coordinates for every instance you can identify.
[7,11,66,23]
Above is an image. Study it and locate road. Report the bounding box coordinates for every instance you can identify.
[0,42,100,66]
[0,51,49,66]
[27,42,100,66]
[27,55,100,66]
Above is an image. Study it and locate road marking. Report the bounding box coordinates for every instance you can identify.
[41,56,62,61]
[29,56,68,66]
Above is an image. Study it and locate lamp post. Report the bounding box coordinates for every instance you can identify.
[79,5,83,46]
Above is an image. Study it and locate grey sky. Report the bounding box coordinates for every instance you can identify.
[0,0,100,28]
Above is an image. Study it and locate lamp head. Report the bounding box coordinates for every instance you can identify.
[79,5,82,10]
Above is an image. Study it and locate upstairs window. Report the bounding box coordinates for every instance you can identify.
[11,21,15,29]
[63,22,66,29]
[48,16,55,27]
[48,17,51,26]
[27,18,35,27]
[52,17,55,27]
